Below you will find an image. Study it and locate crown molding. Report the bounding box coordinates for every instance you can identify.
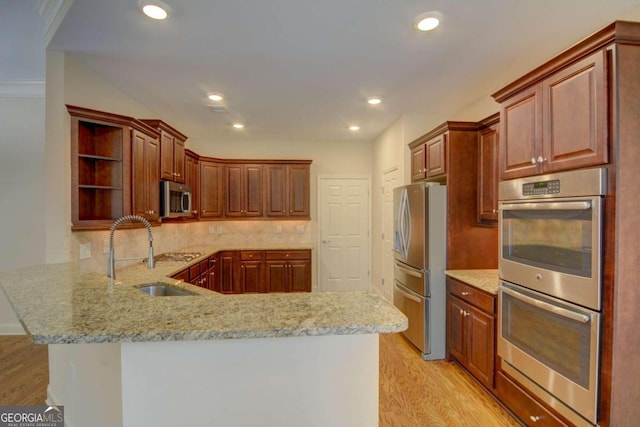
[0,81,46,98]
[36,0,73,46]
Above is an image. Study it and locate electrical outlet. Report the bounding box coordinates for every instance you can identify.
[275,225,282,234]
[296,225,305,234]
[79,243,91,260]
[102,239,110,254]
[209,226,216,234]
[216,226,223,234]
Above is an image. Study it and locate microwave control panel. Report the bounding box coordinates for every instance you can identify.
[522,179,560,196]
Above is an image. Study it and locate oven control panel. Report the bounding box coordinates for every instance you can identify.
[522,179,560,196]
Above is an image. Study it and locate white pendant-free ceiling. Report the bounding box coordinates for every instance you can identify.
[48,0,640,141]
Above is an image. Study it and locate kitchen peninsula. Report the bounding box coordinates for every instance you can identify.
[0,247,406,427]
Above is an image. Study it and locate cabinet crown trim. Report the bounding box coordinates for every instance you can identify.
[408,121,480,149]
[492,20,640,102]
[67,105,160,138]
[140,119,188,141]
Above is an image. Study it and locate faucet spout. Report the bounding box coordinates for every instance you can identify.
[107,215,155,279]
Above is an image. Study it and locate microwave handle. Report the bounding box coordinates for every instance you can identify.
[502,287,590,323]
[182,192,192,212]
[500,201,591,211]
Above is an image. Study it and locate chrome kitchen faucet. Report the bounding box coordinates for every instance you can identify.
[107,215,155,279]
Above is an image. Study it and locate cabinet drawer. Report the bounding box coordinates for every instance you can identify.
[240,251,264,261]
[447,277,494,314]
[265,250,310,260]
[495,371,570,427]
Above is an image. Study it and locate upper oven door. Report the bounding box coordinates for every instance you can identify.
[499,196,603,310]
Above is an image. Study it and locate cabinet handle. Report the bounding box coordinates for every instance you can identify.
[461,291,470,296]
[529,415,542,423]
[492,209,498,214]
[536,156,547,164]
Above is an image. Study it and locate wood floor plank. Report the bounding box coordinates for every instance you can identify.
[0,335,48,406]
[379,333,521,427]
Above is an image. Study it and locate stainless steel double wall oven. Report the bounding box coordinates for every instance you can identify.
[498,167,606,427]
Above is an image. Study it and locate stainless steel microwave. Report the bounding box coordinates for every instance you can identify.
[160,181,192,218]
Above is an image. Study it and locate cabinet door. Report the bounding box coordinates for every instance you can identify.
[542,50,607,173]
[239,261,263,293]
[217,252,237,294]
[265,164,287,217]
[466,304,495,389]
[265,261,287,292]
[288,259,311,292]
[185,153,199,217]
[288,164,310,217]
[224,164,244,217]
[225,164,263,217]
[245,164,263,217]
[447,296,467,363]
[159,132,175,181]
[131,130,159,221]
[173,138,185,183]
[478,124,499,224]
[411,144,426,182]
[207,255,218,291]
[200,161,223,218]
[500,84,543,180]
[425,134,446,177]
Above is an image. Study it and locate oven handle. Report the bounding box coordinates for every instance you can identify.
[500,201,591,211]
[502,287,590,323]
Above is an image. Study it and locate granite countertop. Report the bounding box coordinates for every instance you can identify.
[0,245,407,344]
[445,269,499,294]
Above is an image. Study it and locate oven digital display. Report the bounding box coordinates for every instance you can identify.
[522,179,560,196]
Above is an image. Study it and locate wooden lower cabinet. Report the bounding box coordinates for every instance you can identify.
[495,370,571,427]
[217,251,238,294]
[265,250,311,293]
[238,251,265,293]
[446,277,495,390]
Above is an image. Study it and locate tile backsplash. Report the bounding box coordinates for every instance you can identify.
[72,220,313,273]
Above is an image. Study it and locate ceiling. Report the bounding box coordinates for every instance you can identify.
[25,1,640,141]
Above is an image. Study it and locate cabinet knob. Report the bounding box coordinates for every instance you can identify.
[537,156,547,164]
[461,291,470,296]
[530,157,537,165]
[492,209,498,214]
[459,309,464,315]
[529,415,542,423]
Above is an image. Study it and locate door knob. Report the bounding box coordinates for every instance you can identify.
[322,239,331,244]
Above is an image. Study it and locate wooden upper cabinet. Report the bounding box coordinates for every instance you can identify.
[425,133,446,178]
[131,128,160,222]
[225,163,263,217]
[184,150,199,218]
[140,120,187,184]
[265,163,311,218]
[478,115,499,225]
[495,49,608,179]
[411,144,426,182]
[200,160,223,218]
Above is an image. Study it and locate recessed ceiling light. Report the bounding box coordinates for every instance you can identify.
[415,11,443,32]
[367,97,382,105]
[139,1,170,20]
[232,123,245,129]
[349,125,360,131]
[208,93,224,102]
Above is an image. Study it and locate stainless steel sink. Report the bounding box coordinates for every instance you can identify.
[137,283,197,296]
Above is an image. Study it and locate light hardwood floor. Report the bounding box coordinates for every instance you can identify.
[0,334,521,426]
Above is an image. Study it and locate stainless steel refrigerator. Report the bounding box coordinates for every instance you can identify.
[393,182,446,360]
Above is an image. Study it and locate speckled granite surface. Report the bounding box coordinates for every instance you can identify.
[445,270,500,294]
[0,246,407,344]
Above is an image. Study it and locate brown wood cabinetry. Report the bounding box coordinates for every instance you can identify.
[68,105,164,230]
[238,251,265,293]
[131,128,160,222]
[224,163,263,217]
[410,134,447,181]
[200,160,224,219]
[477,114,500,225]
[217,251,238,294]
[446,277,495,390]
[495,50,607,180]
[141,120,187,184]
[265,250,312,292]
[184,150,199,218]
[411,143,426,181]
[264,163,311,218]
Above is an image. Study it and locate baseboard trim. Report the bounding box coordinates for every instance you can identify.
[0,322,25,335]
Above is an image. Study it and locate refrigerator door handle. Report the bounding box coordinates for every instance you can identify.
[394,282,423,303]
[395,261,423,278]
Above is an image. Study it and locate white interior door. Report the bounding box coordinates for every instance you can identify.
[382,167,399,302]
[318,177,370,291]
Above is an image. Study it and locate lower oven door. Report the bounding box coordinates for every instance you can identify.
[498,282,600,425]
[394,281,428,355]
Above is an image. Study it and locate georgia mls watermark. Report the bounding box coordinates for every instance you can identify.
[0,405,64,427]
